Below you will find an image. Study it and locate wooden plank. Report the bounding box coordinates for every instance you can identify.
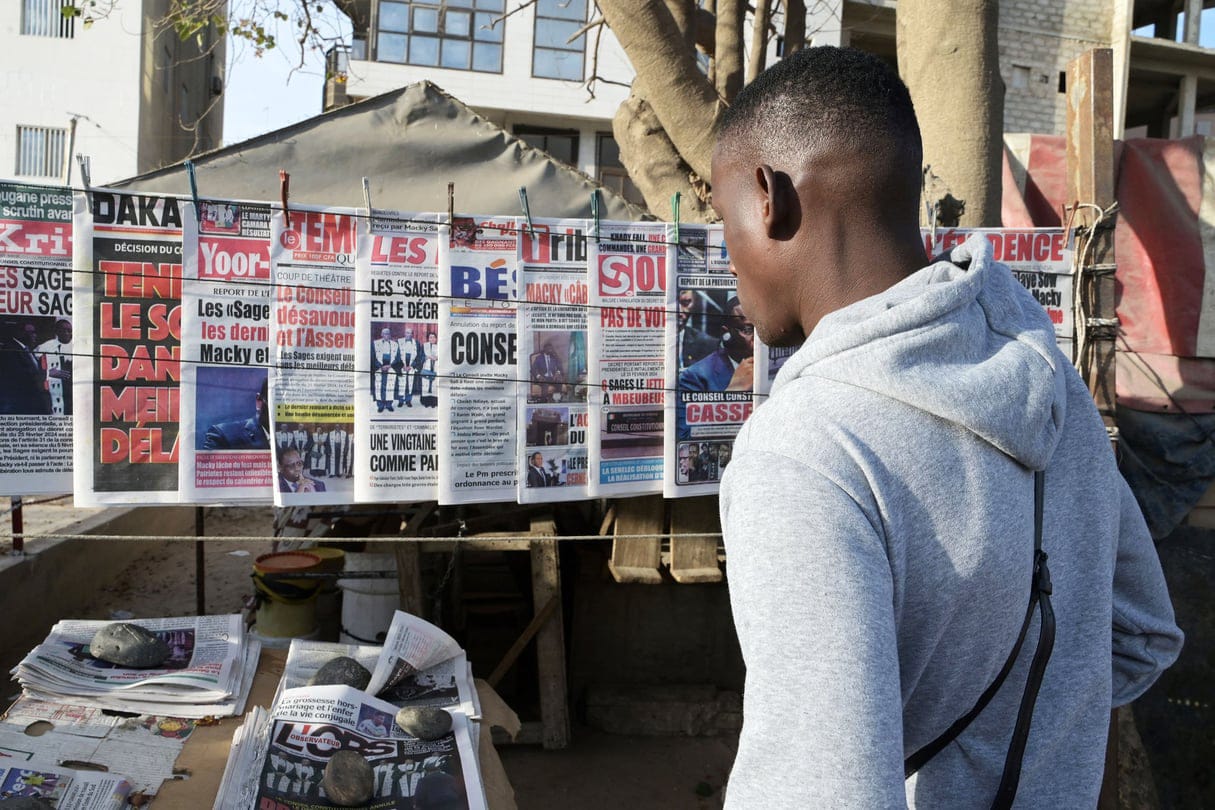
[608,495,665,584]
[1066,47,1119,810]
[668,495,723,583]
[394,544,425,617]
[529,519,570,749]
[486,594,559,688]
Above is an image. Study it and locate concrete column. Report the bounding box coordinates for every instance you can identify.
[1180,73,1198,136]
[1184,0,1202,44]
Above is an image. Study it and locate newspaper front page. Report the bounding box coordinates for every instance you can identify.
[269,206,359,506]
[72,190,184,505]
[251,685,486,810]
[0,181,74,495]
[665,223,750,497]
[437,216,520,504]
[587,221,668,497]
[515,218,591,503]
[0,759,132,808]
[354,212,441,503]
[179,200,274,503]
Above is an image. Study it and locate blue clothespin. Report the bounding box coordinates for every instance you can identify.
[591,189,601,242]
[518,186,536,240]
[185,160,201,223]
[671,192,682,245]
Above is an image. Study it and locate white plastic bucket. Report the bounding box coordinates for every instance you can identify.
[338,552,399,645]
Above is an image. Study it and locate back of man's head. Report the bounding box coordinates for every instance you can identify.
[718,46,922,211]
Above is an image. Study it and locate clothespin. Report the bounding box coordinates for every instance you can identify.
[185,160,201,223]
[279,169,292,229]
[670,192,681,246]
[447,182,455,225]
[591,189,601,242]
[362,177,373,216]
[76,154,92,206]
[1062,200,1079,236]
[518,186,536,240]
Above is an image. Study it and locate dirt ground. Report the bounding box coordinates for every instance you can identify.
[3,502,734,809]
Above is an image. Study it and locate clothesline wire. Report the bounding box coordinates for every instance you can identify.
[1,531,719,544]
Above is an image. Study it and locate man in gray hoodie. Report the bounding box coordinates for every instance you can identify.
[713,47,1183,807]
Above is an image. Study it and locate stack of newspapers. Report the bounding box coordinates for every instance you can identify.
[10,615,260,719]
[214,611,488,810]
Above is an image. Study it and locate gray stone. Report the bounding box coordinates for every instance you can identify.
[322,749,375,807]
[89,622,170,668]
[310,656,371,691]
[394,706,452,740]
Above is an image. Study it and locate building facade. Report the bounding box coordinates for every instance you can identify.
[1,0,224,186]
[333,0,1215,187]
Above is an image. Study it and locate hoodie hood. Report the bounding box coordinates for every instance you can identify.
[772,233,1067,470]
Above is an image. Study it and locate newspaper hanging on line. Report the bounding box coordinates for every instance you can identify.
[437,215,520,504]
[923,228,1076,358]
[72,190,184,505]
[179,200,274,503]
[0,759,132,808]
[665,223,752,497]
[355,211,441,502]
[0,181,74,495]
[269,206,358,506]
[516,218,592,502]
[587,221,667,497]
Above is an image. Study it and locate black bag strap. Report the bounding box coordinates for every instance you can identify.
[904,470,1055,810]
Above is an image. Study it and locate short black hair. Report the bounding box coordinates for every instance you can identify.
[719,46,921,181]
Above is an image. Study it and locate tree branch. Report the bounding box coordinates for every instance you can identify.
[746,0,771,83]
[597,0,721,180]
[714,0,744,102]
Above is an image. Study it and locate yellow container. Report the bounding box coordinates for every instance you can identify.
[252,551,323,638]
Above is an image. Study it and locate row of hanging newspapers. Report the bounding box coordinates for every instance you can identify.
[0,182,1075,507]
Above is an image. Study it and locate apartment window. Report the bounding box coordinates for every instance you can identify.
[532,0,586,81]
[515,126,579,167]
[596,133,644,207]
[376,0,505,72]
[16,126,67,178]
[21,0,74,37]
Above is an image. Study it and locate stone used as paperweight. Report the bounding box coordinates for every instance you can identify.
[322,750,375,807]
[89,622,170,668]
[311,656,372,691]
[394,706,452,740]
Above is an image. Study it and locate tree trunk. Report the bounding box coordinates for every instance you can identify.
[598,0,721,181]
[613,91,714,222]
[714,0,745,103]
[897,0,1003,227]
[746,0,772,83]
[784,0,806,55]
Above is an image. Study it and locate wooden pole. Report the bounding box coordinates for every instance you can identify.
[1065,46,1119,810]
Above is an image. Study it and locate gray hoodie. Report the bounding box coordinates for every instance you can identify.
[720,235,1182,808]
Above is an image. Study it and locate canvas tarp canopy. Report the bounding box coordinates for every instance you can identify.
[111,81,648,222]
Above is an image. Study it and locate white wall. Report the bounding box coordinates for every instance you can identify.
[345,2,633,127]
[0,2,146,185]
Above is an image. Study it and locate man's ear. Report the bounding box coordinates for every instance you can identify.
[757,164,796,240]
